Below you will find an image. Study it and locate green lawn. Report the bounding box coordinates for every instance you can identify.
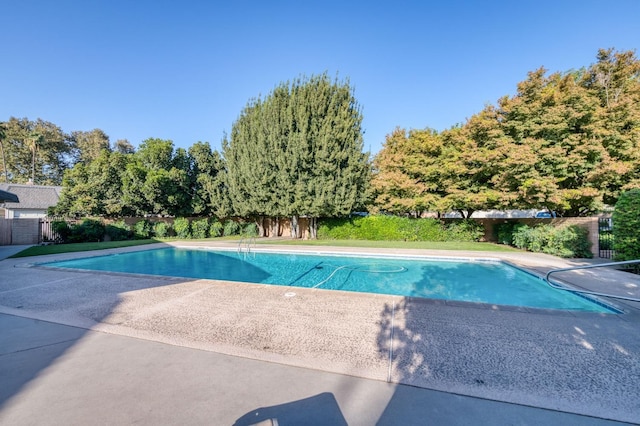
[8,237,518,258]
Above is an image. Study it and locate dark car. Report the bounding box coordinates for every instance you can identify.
[535,211,556,218]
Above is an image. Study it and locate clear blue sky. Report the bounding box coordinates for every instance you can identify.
[3,0,638,155]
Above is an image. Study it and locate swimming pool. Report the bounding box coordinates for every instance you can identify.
[44,247,617,313]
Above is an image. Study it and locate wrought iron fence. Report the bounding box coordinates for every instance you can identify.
[598,217,614,259]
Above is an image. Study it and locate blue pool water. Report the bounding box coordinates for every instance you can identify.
[45,248,616,313]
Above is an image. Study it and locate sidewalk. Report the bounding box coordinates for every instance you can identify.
[0,314,627,425]
[0,245,31,260]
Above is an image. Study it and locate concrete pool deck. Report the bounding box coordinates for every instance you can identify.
[1,241,639,424]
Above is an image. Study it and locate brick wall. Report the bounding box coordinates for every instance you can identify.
[0,218,41,245]
[10,219,41,245]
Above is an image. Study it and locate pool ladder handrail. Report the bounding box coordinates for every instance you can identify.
[544,259,640,302]
[237,236,256,254]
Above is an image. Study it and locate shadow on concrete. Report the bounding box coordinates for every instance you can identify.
[0,315,86,406]
[374,262,640,424]
[233,392,347,426]
[0,243,180,410]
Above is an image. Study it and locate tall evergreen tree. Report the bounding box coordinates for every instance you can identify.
[224,73,369,238]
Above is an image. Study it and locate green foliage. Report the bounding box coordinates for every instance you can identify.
[317,216,483,242]
[223,72,370,238]
[152,221,171,238]
[495,222,519,245]
[242,222,258,237]
[173,217,191,239]
[613,189,640,261]
[1,117,73,185]
[69,219,105,243]
[191,218,210,239]
[51,220,71,242]
[105,221,131,241]
[512,224,592,258]
[209,219,223,237]
[444,220,485,241]
[132,220,152,239]
[223,220,240,236]
[371,48,640,217]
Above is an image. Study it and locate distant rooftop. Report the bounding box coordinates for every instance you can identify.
[0,184,62,209]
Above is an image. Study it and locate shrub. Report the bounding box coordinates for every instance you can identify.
[173,217,191,239]
[133,219,153,239]
[105,221,132,241]
[512,224,592,258]
[51,220,71,242]
[209,219,223,237]
[613,189,640,261]
[191,218,210,239]
[223,220,240,236]
[495,222,518,245]
[153,221,171,238]
[544,225,592,258]
[317,216,483,242]
[70,219,105,242]
[444,220,484,242]
[242,222,258,237]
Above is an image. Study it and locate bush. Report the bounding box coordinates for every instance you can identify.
[51,220,71,242]
[209,219,223,237]
[613,189,640,261]
[223,220,240,236]
[512,224,592,258]
[444,220,485,242]
[105,221,132,241]
[317,216,483,242]
[70,219,105,243]
[191,218,210,239]
[242,222,258,237]
[153,221,171,238]
[133,219,153,239]
[495,222,518,245]
[173,217,191,239]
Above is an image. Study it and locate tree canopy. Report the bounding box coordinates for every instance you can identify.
[9,47,640,228]
[372,48,640,217]
[223,73,370,237]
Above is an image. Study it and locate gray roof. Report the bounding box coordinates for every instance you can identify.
[0,184,62,209]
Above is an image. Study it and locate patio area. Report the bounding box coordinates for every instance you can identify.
[1,241,639,424]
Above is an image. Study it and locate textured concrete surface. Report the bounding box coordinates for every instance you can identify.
[1,315,628,426]
[1,241,639,424]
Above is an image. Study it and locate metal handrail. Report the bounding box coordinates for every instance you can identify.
[544,259,640,302]
[237,236,256,254]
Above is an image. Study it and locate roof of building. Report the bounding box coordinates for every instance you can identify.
[0,184,62,210]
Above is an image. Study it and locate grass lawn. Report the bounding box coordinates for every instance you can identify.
[9,237,518,258]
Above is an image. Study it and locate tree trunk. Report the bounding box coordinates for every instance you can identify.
[309,217,318,239]
[291,215,299,239]
[0,141,7,182]
[269,217,278,238]
[255,216,265,237]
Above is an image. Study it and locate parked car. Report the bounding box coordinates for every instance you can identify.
[534,211,557,218]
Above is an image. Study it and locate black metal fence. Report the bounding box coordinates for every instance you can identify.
[598,217,614,259]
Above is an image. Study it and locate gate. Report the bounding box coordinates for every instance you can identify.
[598,217,614,259]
